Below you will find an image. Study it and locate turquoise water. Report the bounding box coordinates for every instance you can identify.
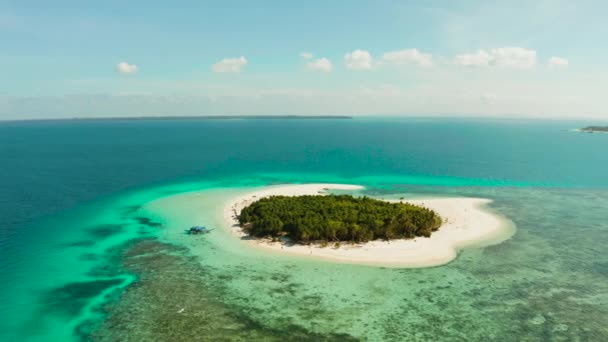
[1,118,607,341]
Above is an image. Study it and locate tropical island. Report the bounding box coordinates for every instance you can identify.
[238,194,442,244]
[216,183,514,267]
[579,126,608,133]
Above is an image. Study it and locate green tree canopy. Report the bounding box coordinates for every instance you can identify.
[238,195,442,244]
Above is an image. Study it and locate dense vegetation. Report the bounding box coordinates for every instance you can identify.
[580,126,608,133]
[238,195,442,244]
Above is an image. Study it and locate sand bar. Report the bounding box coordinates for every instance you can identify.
[223,183,515,268]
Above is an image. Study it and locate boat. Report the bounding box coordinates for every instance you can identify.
[187,226,211,235]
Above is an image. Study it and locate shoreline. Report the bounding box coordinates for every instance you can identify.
[222,183,515,268]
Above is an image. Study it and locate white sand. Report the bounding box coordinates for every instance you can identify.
[223,183,515,268]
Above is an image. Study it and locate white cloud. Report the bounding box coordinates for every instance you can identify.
[306,58,332,72]
[454,47,537,69]
[300,52,313,59]
[211,56,248,73]
[492,47,536,69]
[116,62,138,74]
[454,50,492,67]
[381,49,433,67]
[344,49,373,70]
[548,56,569,68]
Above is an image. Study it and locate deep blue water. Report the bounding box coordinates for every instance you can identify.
[1,117,607,341]
[1,117,606,231]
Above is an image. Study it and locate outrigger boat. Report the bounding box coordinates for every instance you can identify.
[187,226,211,235]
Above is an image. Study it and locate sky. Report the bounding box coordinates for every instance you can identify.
[1,0,607,120]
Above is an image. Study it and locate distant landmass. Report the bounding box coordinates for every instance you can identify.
[579,126,608,133]
[3,115,353,123]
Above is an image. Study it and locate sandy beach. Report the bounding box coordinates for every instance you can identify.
[223,183,515,268]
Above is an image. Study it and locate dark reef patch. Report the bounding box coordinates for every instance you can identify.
[87,224,125,239]
[591,261,608,277]
[86,240,145,278]
[121,205,142,215]
[133,217,162,228]
[79,253,99,261]
[41,279,123,317]
[61,240,97,248]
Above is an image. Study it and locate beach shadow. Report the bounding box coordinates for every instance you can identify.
[238,234,299,248]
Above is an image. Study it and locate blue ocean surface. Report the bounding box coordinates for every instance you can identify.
[1,117,607,341]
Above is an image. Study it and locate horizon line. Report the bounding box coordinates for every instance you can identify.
[1,114,607,124]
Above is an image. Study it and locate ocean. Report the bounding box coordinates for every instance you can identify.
[1,117,607,341]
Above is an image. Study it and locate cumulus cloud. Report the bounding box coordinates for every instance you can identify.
[492,47,536,69]
[300,52,313,59]
[344,49,374,70]
[548,56,569,68]
[211,56,248,73]
[116,62,138,74]
[454,47,537,69]
[306,58,332,72]
[381,49,433,67]
[454,50,492,67]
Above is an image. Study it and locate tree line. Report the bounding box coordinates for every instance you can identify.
[238,195,442,244]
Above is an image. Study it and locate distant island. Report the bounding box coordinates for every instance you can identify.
[238,194,442,244]
[3,115,352,123]
[579,126,608,133]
